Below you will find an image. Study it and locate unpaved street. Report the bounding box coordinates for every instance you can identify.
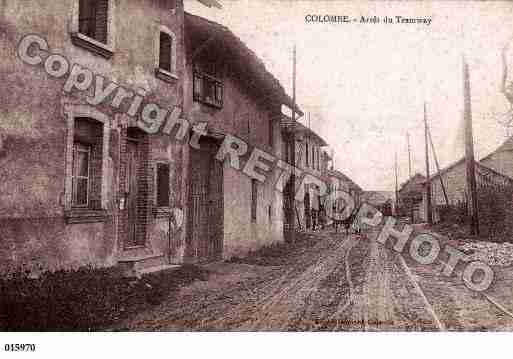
[114,227,513,331]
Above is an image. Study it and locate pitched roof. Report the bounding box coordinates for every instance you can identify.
[327,169,363,192]
[425,157,513,184]
[361,191,394,205]
[481,135,513,161]
[398,173,426,192]
[185,13,302,116]
[281,115,327,146]
[196,0,222,8]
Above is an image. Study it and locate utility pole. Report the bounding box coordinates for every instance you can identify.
[424,102,433,225]
[463,56,480,235]
[285,44,297,243]
[407,132,412,178]
[395,151,399,215]
[427,127,449,206]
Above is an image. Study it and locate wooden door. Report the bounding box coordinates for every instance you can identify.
[188,139,223,262]
[126,139,140,247]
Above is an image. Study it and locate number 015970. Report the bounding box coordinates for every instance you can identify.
[4,344,36,352]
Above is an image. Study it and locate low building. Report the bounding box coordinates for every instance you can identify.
[398,173,426,222]
[361,191,394,216]
[326,169,363,214]
[280,119,328,230]
[420,158,513,223]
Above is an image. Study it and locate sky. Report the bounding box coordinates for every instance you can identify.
[185,0,513,191]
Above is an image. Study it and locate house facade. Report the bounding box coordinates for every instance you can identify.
[280,121,329,230]
[397,173,426,222]
[182,13,297,260]
[2,0,296,275]
[326,169,363,220]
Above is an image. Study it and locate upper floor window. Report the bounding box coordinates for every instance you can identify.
[79,0,109,44]
[155,26,178,82]
[159,32,173,72]
[193,71,223,108]
[72,0,114,58]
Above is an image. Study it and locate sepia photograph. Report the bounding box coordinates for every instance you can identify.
[1,0,513,356]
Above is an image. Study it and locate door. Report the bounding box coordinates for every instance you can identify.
[188,138,223,262]
[126,138,141,247]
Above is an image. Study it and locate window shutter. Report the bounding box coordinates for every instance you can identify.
[156,163,170,207]
[159,32,172,72]
[95,0,109,44]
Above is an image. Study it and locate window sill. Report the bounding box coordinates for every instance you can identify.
[155,68,179,83]
[65,208,109,224]
[70,32,114,59]
[153,207,172,219]
[194,99,223,110]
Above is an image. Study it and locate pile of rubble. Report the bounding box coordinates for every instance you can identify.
[460,241,513,267]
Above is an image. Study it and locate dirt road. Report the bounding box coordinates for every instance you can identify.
[114,227,513,331]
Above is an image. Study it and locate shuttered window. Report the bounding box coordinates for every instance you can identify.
[79,0,108,44]
[156,163,170,207]
[159,32,172,72]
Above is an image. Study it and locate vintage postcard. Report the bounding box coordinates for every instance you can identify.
[2,0,513,352]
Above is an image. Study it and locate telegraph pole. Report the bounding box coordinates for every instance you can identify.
[407,132,412,178]
[428,127,449,206]
[285,45,297,243]
[424,103,433,225]
[395,151,399,215]
[463,56,480,235]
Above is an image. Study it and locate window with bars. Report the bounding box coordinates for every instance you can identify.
[156,162,170,207]
[159,32,172,72]
[79,0,109,44]
[193,72,223,108]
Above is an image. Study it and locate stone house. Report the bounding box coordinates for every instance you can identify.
[398,173,426,222]
[279,119,328,230]
[420,158,513,223]
[326,169,363,218]
[1,0,297,275]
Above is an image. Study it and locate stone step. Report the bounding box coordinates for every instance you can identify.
[137,264,181,276]
[118,253,167,277]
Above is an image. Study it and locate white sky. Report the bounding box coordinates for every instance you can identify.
[185,0,513,191]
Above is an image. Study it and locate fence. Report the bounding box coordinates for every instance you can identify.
[434,181,513,242]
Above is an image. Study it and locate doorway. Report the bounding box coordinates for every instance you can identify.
[187,137,223,262]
